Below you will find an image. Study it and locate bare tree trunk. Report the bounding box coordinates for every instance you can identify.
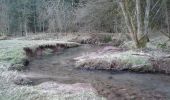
[34,0,37,34]
[164,0,170,38]
[136,0,149,48]
[136,0,143,37]
[56,0,63,32]
[23,4,27,36]
[119,0,139,47]
[43,21,45,33]
[34,15,36,33]
[119,1,133,36]
[119,1,133,34]
[24,20,27,36]
[144,0,151,35]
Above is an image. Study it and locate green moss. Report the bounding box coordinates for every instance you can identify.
[103,35,112,43]
[157,42,167,49]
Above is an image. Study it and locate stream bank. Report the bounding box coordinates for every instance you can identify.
[20,45,170,100]
[1,39,170,100]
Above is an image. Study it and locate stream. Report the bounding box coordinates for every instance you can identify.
[18,45,170,99]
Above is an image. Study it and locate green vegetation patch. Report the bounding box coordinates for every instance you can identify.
[103,35,112,43]
[0,40,32,64]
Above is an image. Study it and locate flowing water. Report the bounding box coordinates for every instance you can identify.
[20,45,170,100]
[0,45,170,100]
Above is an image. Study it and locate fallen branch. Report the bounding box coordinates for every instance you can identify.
[132,53,152,57]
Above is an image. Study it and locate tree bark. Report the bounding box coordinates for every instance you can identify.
[23,3,27,36]
[119,0,139,47]
[136,0,143,37]
[144,0,151,35]
[136,0,149,48]
[164,0,170,38]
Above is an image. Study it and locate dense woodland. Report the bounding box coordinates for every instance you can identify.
[0,0,169,37]
[1,1,170,100]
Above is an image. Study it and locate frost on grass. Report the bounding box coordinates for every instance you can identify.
[0,40,80,64]
[0,64,104,100]
[0,40,33,64]
[75,50,149,70]
[74,48,170,74]
[0,65,104,100]
[0,40,104,100]
[0,40,103,100]
[0,78,103,100]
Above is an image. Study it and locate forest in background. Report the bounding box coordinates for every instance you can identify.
[0,0,169,37]
[1,1,170,100]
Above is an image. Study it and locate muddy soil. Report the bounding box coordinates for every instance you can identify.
[21,45,170,100]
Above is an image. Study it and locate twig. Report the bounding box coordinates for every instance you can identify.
[132,53,152,57]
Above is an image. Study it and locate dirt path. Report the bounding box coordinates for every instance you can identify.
[23,45,170,100]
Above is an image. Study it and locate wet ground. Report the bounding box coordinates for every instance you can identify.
[22,45,170,100]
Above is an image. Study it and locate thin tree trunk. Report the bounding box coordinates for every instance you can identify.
[24,20,27,36]
[43,21,45,33]
[164,0,170,38]
[136,0,143,37]
[119,0,139,47]
[34,0,37,34]
[34,16,36,33]
[56,0,63,32]
[144,0,151,35]
[23,4,27,36]
[119,1,134,37]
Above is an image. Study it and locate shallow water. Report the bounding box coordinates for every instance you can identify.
[21,45,170,99]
